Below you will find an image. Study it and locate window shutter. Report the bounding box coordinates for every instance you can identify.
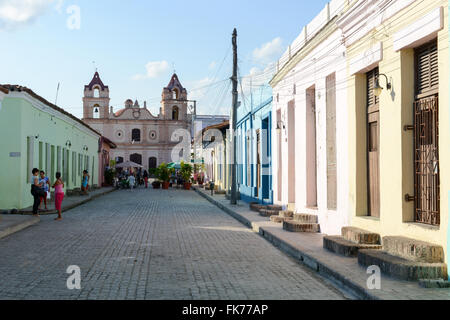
[366,67,379,108]
[415,40,438,97]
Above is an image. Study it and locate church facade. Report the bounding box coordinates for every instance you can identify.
[82,72,192,170]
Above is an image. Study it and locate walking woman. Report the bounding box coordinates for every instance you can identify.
[30,168,46,217]
[52,172,64,221]
[81,170,90,195]
[143,170,149,188]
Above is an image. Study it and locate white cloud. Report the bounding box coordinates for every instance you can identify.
[252,37,284,65]
[132,60,170,80]
[0,0,54,31]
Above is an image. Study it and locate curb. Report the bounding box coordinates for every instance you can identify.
[16,188,117,216]
[193,187,378,300]
[0,216,40,240]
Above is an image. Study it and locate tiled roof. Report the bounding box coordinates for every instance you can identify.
[202,120,230,134]
[1,84,101,137]
[0,85,9,94]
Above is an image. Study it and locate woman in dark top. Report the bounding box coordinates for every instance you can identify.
[143,170,149,188]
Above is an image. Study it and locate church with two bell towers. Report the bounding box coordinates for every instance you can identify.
[82,71,193,170]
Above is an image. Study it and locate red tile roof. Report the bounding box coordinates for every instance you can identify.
[0,85,9,94]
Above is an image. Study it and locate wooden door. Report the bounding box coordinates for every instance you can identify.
[367,68,380,218]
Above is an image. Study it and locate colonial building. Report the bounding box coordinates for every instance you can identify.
[236,97,273,205]
[270,0,349,235]
[0,84,101,210]
[82,72,193,170]
[333,0,449,280]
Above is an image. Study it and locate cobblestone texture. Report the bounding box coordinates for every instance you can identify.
[0,189,346,300]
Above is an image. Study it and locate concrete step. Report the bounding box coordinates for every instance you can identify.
[382,236,444,263]
[292,213,318,224]
[342,227,381,245]
[259,209,280,217]
[358,249,447,281]
[279,210,294,218]
[270,216,293,223]
[283,221,320,233]
[323,235,382,257]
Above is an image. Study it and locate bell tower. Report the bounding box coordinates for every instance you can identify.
[83,72,110,120]
[161,73,188,121]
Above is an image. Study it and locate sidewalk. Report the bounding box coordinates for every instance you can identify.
[193,187,450,300]
[0,215,40,240]
[16,187,116,215]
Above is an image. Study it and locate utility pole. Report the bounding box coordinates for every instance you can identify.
[230,28,238,205]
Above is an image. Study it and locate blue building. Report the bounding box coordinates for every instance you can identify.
[236,97,273,204]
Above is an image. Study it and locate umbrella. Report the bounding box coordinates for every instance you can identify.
[167,162,181,170]
[115,161,144,168]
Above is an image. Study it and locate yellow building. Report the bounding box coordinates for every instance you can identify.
[337,0,449,274]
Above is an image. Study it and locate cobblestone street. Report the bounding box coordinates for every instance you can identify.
[0,189,347,300]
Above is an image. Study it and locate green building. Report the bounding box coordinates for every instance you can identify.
[0,85,101,210]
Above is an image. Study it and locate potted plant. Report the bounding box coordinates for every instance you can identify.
[180,161,193,190]
[158,163,172,189]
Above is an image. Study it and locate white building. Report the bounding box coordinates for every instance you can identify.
[270,0,350,235]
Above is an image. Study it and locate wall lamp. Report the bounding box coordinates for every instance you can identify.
[276,121,286,134]
[373,73,392,97]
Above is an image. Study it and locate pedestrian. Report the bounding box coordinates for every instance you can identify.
[127,174,136,189]
[143,170,149,188]
[30,168,46,217]
[38,170,50,211]
[81,170,90,195]
[52,172,64,221]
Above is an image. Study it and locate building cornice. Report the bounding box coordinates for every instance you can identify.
[270,17,339,88]
[337,0,417,47]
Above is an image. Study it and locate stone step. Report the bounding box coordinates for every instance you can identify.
[266,204,283,211]
[358,249,447,281]
[283,221,320,233]
[292,213,318,224]
[279,210,294,218]
[382,236,444,263]
[270,216,293,223]
[259,209,280,217]
[342,227,381,245]
[323,236,382,258]
[249,203,266,212]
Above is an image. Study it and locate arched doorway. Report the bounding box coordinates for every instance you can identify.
[148,157,157,169]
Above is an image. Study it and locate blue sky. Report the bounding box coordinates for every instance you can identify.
[0,0,329,117]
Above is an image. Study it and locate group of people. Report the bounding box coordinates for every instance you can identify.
[30,169,64,220]
[29,169,91,221]
[114,168,150,189]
